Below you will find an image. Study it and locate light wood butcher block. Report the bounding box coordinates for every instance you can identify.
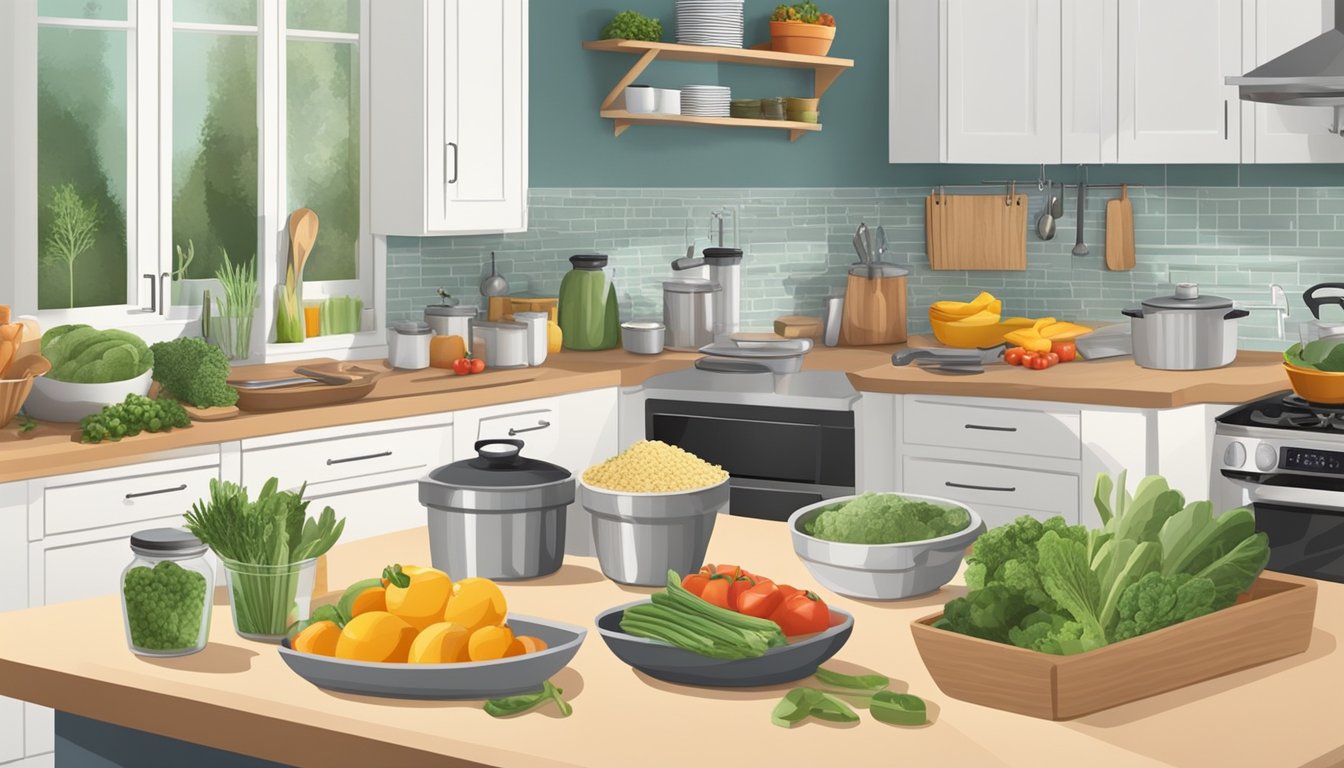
[839,272,908,345]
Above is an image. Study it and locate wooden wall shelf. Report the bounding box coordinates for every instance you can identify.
[583,39,854,142]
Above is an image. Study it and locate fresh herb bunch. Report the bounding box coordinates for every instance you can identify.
[184,478,346,637]
[80,394,190,443]
[150,336,239,408]
[600,10,662,41]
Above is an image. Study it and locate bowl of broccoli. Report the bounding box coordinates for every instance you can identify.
[25,324,155,422]
[788,492,986,600]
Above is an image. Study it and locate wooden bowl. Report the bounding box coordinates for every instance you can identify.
[0,376,36,428]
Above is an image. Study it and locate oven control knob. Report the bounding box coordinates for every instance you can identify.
[1255,443,1278,472]
[1223,441,1246,468]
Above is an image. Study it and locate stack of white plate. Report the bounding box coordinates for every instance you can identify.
[676,0,745,48]
[680,85,731,117]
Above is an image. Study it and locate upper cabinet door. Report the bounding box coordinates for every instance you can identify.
[1061,0,1116,164]
[945,0,1061,163]
[1249,0,1344,162]
[1118,0,1242,163]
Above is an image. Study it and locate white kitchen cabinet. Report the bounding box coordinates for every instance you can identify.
[1061,0,1116,163]
[1243,0,1344,162]
[453,389,619,556]
[239,413,453,543]
[1118,0,1242,163]
[370,0,528,236]
[1,483,26,765]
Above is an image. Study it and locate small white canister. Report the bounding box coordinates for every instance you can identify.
[655,88,681,115]
[514,311,549,366]
[388,321,432,369]
[625,84,655,113]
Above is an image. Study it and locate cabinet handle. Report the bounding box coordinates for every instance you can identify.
[1224,100,1229,140]
[125,483,187,500]
[160,271,170,316]
[446,142,458,184]
[964,423,1017,433]
[326,450,393,466]
[945,481,1016,493]
[508,420,551,436]
[141,274,157,314]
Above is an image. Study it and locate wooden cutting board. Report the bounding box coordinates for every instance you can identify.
[1106,184,1136,271]
[927,192,1028,270]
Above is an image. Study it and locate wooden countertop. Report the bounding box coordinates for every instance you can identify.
[0,515,1336,768]
[0,342,1291,484]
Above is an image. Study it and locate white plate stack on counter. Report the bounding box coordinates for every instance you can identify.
[676,0,744,48]
[680,85,731,117]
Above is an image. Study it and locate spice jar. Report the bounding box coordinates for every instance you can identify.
[121,528,214,657]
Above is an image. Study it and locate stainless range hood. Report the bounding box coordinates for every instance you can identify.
[1228,0,1344,116]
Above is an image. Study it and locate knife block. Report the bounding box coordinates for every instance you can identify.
[839,273,907,345]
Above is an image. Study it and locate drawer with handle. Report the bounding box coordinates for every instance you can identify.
[902,457,1079,518]
[477,407,559,457]
[903,397,1081,460]
[43,466,217,537]
[242,425,446,494]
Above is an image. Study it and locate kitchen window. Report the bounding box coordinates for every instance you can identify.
[0,0,380,358]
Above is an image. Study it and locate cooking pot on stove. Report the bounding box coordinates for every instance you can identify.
[1122,283,1248,371]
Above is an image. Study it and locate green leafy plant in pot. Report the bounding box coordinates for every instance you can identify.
[769,2,836,56]
[184,478,345,642]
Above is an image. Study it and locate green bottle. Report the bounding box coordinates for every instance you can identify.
[558,254,621,350]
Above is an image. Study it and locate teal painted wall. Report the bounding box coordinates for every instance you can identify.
[531,0,1344,187]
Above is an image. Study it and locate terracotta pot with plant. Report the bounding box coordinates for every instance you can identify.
[770,2,836,56]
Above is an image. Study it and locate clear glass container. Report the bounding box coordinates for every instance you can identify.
[121,528,214,657]
[221,556,318,642]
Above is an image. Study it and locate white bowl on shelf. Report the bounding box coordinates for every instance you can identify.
[25,369,154,423]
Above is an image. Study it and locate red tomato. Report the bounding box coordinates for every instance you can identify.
[775,584,802,601]
[699,575,733,609]
[769,591,831,637]
[1004,347,1026,366]
[451,358,472,375]
[727,576,756,610]
[1045,352,1060,366]
[737,580,783,618]
[712,564,742,578]
[1052,340,1077,362]
[681,571,711,597]
[1026,355,1051,370]
[469,357,486,374]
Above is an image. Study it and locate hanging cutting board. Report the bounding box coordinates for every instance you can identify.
[927,192,1028,271]
[1105,184,1136,271]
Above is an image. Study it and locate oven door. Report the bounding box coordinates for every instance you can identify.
[1225,477,1344,583]
[727,478,854,523]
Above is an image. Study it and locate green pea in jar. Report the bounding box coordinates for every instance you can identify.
[120,528,214,657]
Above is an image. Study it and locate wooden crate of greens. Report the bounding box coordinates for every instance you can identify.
[910,570,1318,720]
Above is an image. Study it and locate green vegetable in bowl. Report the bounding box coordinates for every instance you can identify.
[600,10,662,41]
[803,492,970,544]
[1285,340,1344,371]
[150,337,238,408]
[42,324,153,383]
[80,394,191,443]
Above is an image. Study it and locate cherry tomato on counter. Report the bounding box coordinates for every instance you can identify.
[451,357,472,375]
[1045,352,1060,366]
[1004,347,1027,366]
[769,591,831,637]
[1052,340,1077,363]
[470,357,486,374]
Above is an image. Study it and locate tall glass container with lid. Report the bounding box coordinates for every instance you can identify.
[121,528,214,657]
[558,254,621,350]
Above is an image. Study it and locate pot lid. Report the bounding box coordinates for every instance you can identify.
[703,247,743,266]
[426,440,572,490]
[425,304,477,317]
[130,527,207,557]
[848,261,909,278]
[569,253,608,270]
[663,278,721,294]
[1141,283,1233,311]
[393,320,433,335]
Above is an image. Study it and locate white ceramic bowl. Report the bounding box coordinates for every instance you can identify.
[788,493,986,600]
[25,369,154,423]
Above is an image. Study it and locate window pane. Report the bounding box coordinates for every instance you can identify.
[37,27,128,310]
[287,40,359,281]
[288,0,358,33]
[38,0,128,21]
[173,0,257,27]
[172,31,258,284]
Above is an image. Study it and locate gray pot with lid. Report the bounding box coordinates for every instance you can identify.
[1121,283,1249,370]
[418,439,574,580]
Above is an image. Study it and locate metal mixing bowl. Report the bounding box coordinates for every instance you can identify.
[579,478,730,586]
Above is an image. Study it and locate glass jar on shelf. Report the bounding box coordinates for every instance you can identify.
[120,528,214,657]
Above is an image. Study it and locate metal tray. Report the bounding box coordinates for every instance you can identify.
[595,601,853,687]
[277,615,586,699]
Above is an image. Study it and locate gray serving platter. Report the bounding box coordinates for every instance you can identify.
[278,615,586,699]
[595,601,854,687]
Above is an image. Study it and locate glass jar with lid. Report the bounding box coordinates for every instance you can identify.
[121,528,214,657]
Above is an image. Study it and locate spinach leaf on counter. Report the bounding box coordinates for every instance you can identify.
[484,682,572,718]
[813,667,889,692]
[869,692,928,726]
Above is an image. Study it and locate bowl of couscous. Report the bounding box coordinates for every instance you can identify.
[579,441,730,586]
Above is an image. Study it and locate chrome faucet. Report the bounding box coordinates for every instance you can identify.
[1241,284,1290,339]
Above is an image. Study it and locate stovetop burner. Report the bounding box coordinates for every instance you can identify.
[1220,390,1344,433]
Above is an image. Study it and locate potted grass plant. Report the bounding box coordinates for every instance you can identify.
[212,253,257,361]
[769,2,836,56]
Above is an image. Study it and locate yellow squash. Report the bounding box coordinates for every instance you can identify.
[335,611,418,663]
[442,577,508,632]
[407,622,472,664]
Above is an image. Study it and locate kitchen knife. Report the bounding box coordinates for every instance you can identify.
[891,343,1007,367]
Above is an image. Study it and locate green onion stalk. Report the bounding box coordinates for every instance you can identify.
[214,253,257,361]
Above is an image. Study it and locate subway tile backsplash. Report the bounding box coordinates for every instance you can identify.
[387,186,1344,351]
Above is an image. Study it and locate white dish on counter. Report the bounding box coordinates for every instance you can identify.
[25,369,154,423]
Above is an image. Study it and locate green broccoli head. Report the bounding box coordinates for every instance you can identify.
[936,583,1033,644]
[43,325,152,383]
[1112,571,1217,642]
[149,337,238,408]
[1009,612,1106,656]
[805,493,972,545]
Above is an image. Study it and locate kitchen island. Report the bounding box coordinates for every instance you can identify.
[0,515,1337,768]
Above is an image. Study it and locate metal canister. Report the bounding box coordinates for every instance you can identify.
[662,278,720,351]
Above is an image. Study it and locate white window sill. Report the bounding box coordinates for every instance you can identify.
[263,331,388,363]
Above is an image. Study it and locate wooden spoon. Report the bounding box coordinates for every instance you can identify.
[287,208,320,283]
[4,354,51,381]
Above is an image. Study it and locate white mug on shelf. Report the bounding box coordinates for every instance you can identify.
[624,84,655,114]
[655,88,681,115]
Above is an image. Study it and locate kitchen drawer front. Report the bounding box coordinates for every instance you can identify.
[902,457,1080,519]
[37,514,186,605]
[903,397,1081,460]
[43,465,217,537]
[242,425,445,493]
[476,404,559,458]
[306,482,426,544]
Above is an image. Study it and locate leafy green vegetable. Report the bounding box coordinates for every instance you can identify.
[870,692,927,726]
[771,688,858,727]
[16,415,37,434]
[42,324,153,383]
[1113,572,1217,641]
[600,10,662,41]
[804,492,971,544]
[149,337,239,408]
[619,571,787,659]
[79,394,191,443]
[1285,340,1344,371]
[1036,531,1107,645]
[809,692,860,723]
[484,682,572,718]
[813,667,889,692]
